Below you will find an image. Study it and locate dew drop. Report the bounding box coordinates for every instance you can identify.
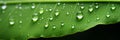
[39,8,44,14]
[52,25,56,29]
[44,23,49,28]
[55,12,59,16]
[9,19,15,25]
[76,11,83,20]
[32,13,38,22]
[49,17,53,21]
[61,22,64,26]
[89,8,94,12]
[66,12,70,15]
[1,4,7,10]
[18,4,22,9]
[49,8,52,11]
[31,3,35,9]
[106,14,110,18]
[111,6,116,10]
[19,20,22,23]
[80,6,84,9]
[96,18,100,20]
[57,2,61,5]
[71,25,75,29]
[95,5,99,9]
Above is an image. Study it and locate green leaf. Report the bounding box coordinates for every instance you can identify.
[0,1,120,40]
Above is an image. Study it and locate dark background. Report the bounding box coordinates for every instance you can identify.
[29,22,120,40]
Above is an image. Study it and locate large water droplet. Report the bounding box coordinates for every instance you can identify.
[1,4,7,10]
[32,13,38,22]
[55,12,59,16]
[39,8,44,14]
[88,8,94,12]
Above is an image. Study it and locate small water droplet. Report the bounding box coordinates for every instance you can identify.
[52,25,56,29]
[71,25,75,29]
[18,4,22,9]
[61,22,64,26]
[55,12,59,16]
[111,6,116,10]
[49,9,52,11]
[1,4,7,10]
[96,18,100,20]
[57,3,61,5]
[44,23,49,28]
[49,17,53,21]
[31,3,35,9]
[80,6,84,9]
[66,12,70,15]
[39,8,44,14]
[106,15,110,18]
[32,13,38,22]
[76,12,83,20]
[9,19,15,25]
[19,20,22,23]
[95,5,99,9]
[89,8,94,12]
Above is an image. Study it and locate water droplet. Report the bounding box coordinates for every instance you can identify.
[89,8,94,12]
[32,13,38,22]
[76,12,83,20]
[111,6,116,10]
[95,5,99,9]
[9,19,15,25]
[52,25,56,29]
[44,23,49,28]
[77,3,80,5]
[55,12,59,16]
[71,25,75,29]
[49,9,52,11]
[57,3,61,5]
[49,17,53,21]
[1,4,7,10]
[31,3,35,9]
[61,22,64,26]
[106,14,110,18]
[19,20,22,23]
[18,4,22,9]
[66,12,70,15]
[39,8,44,14]
[80,6,84,9]
[96,18,100,20]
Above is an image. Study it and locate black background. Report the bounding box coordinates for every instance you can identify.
[29,22,120,40]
